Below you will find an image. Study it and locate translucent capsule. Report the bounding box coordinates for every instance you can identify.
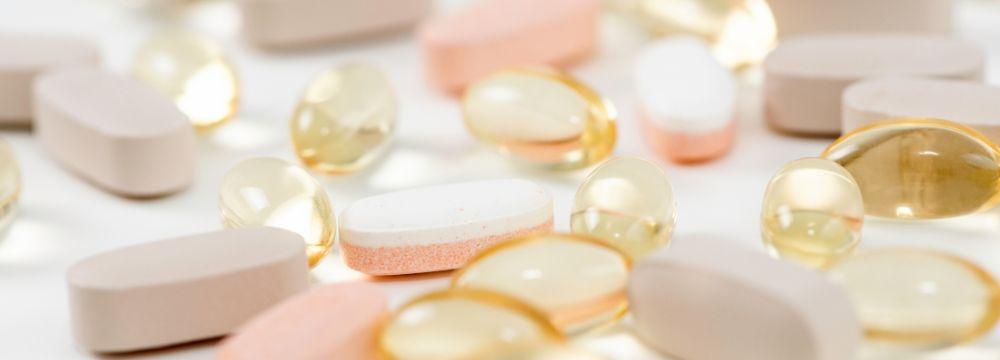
[760,158,864,269]
[132,32,239,131]
[219,157,335,267]
[474,344,607,360]
[829,248,1000,347]
[822,118,1000,219]
[290,64,397,174]
[379,289,563,360]
[571,157,675,259]
[451,233,631,334]
[462,68,617,170]
[0,140,20,229]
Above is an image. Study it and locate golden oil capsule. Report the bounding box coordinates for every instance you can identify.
[462,68,616,170]
[473,343,607,360]
[760,158,863,269]
[571,157,675,259]
[0,140,20,229]
[290,63,397,174]
[822,118,1000,219]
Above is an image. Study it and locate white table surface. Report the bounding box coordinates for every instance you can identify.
[4,0,1000,359]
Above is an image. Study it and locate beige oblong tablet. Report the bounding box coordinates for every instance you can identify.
[34,68,195,197]
[768,0,953,38]
[0,34,99,125]
[629,235,861,360]
[763,34,983,136]
[67,228,310,353]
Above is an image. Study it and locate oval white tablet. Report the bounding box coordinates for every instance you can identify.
[67,228,310,353]
[629,235,861,360]
[339,179,554,275]
[768,0,953,39]
[0,34,99,124]
[34,68,195,197]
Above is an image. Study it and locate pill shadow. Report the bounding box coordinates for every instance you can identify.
[90,337,219,359]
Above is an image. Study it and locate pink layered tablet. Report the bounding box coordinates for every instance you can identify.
[769,0,953,38]
[418,0,598,92]
[0,34,99,125]
[340,179,553,275]
[217,282,388,360]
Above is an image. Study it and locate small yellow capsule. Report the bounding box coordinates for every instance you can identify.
[473,343,608,360]
[571,157,675,259]
[218,157,335,267]
[462,68,616,170]
[760,158,863,269]
[0,140,20,229]
[822,118,1000,219]
[290,64,397,174]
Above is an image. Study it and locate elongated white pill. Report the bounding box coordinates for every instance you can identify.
[0,34,99,124]
[769,0,953,39]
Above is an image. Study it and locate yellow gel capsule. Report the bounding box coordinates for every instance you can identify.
[571,157,675,259]
[0,140,20,229]
[462,68,616,170]
[829,248,1000,347]
[219,157,335,267]
[451,233,631,334]
[290,63,397,174]
[379,289,563,360]
[822,118,1000,219]
[474,344,607,360]
[760,158,863,269]
[132,32,239,131]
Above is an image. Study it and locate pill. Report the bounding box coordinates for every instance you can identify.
[823,118,1000,219]
[67,228,309,353]
[768,0,953,39]
[339,179,553,275]
[34,68,195,197]
[571,157,675,259]
[418,0,598,92]
[238,0,432,48]
[132,32,239,132]
[0,140,19,229]
[452,233,630,334]
[217,282,388,360]
[763,34,983,135]
[379,289,563,360]
[463,68,616,170]
[0,34,99,125]
[829,248,1000,347]
[290,63,396,174]
[634,37,736,163]
[475,343,607,360]
[629,235,861,360]
[761,158,863,269]
[219,157,336,267]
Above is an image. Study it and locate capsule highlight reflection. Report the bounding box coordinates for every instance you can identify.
[0,140,20,229]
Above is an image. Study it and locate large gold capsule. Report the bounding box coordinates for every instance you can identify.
[462,68,616,170]
[822,118,1000,219]
[0,140,20,229]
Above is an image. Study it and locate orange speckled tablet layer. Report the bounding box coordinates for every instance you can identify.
[641,111,734,164]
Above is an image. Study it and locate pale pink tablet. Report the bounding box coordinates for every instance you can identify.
[418,0,598,93]
[0,34,99,125]
[67,228,309,353]
[769,0,953,38]
[339,179,553,276]
[217,282,388,360]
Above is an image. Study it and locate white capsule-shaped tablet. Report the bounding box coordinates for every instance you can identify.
[629,235,861,360]
[0,34,99,125]
[34,68,195,197]
[67,228,310,353]
[339,179,554,275]
[768,0,953,39]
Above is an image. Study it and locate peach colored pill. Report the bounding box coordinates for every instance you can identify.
[768,0,953,39]
[0,34,99,125]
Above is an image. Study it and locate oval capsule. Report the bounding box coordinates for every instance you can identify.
[822,118,1000,219]
[0,140,19,229]
[571,157,675,259]
[473,344,607,360]
[462,68,616,170]
[761,158,863,269]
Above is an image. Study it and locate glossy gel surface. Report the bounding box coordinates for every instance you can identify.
[571,157,675,259]
[291,64,397,174]
[462,68,616,170]
[219,157,335,267]
[822,118,1000,219]
[829,248,1000,347]
[474,344,607,360]
[0,140,20,229]
[761,158,863,269]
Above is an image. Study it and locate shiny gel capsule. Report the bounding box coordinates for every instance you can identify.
[0,140,20,229]
[462,68,616,170]
[219,157,335,267]
[761,158,863,269]
[571,157,675,259]
[822,118,1000,219]
[290,63,397,174]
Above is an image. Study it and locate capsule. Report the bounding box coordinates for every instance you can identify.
[462,68,616,170]
[828,248,1000,347]
[219,157,335,267]
[451,233,631,334]
[378,289,563,360]
[822,118,1000,219]
[290,64,397,174]
[571,157,675,259]
[0,140,20,229]
[474,344,607,360]
[760,158,863,269]
[132,32,239,131]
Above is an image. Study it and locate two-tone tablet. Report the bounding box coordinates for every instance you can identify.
[0,34,99,125]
